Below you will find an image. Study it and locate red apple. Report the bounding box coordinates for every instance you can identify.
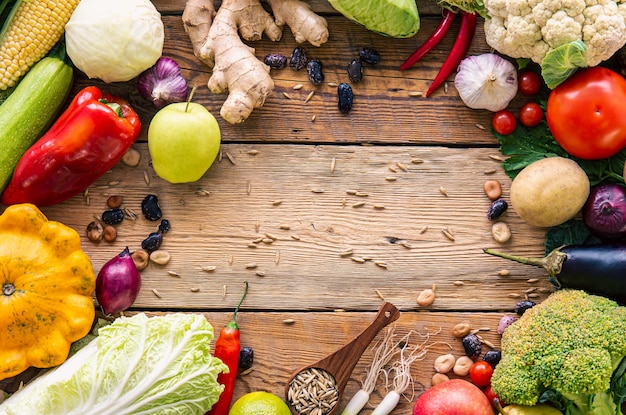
[413,379,495,415]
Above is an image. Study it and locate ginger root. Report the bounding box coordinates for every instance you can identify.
[183,0,329,124]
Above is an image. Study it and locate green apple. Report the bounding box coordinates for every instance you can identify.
[148,102,221,183]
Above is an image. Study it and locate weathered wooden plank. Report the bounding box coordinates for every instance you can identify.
[36,144,552,312]
[70,14,516,146]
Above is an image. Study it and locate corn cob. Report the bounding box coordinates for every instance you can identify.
[0,0,80,90]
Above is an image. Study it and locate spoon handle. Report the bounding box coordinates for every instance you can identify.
[321,301,400,391]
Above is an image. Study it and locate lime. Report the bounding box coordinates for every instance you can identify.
[228,391,291,415]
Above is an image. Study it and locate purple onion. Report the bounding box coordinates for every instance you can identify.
[96,247,142,315]
[582,183,626,240]
[137,57,188,108]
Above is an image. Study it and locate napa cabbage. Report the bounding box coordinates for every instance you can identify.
[0,313,227,415]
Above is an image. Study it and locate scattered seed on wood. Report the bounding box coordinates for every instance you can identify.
[355,192,369,197]
[247,149,259,155]
[282,319,295,325]
[527,278,539,283]
[304,91,315,103]
[442,227,455,241]
[108,181,120,186]
[124,207,138,220]
[408,91,423,97]
[444,82,449,93]
[400,240,413,249]
[453,281,465,286]
[293,83,304,90]
[282,92,292,99]
[152,288,162,298]
[291,234,301,240]
[256,270,266,277]
[346,189,357,195]
[246,263,258,269]
[527,293,541,298]
[247,180,251,195]
[327,82,338,87]
[311,188,325,193]
[330,157,336,173]
[218,152,223,162]
[411,158,424,164]
[247,244,258,248]
[167,270,180,277]
[483,339,496,349]
[498,269,511,276]
[255,221,260,232]
[351,256,366,263]
[143,170,150,185]
[311,114,316,122]
[475,123,487,130]
[190,287,200,292]
[272,200,284,207]
[484,169,497,175]
[525,287,538,294]
[388,165,398,173]
[195,188,211,196]
[341,198,347,207]
[340,248,354,257]
[279,224,291,230]
[374,205,385,210]
[201,265,217,272]
[262,238,274,244]
[275,250,280,265]
[508,293,522,298]
[439,186,449,196]
[489,154,506,162]
[239,367,254,376]
[265,232,277,240]
[385,176,397,181]
[374,261,388,269]
[225,152,236,165]
[253,237,264,244]
[222,285,227,298]
[419,225,429,234]
[375,289,385,301]
[352,201,365,208]
[228,255,234,265]
[396,162,408,172]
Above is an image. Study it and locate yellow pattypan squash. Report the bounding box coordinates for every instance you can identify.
[0,203,96,380]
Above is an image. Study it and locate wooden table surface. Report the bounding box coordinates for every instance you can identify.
[2,1,555,413]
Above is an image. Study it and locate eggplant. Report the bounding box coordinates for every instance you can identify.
[484,244,626,305]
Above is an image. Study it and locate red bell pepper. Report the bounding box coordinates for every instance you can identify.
[1,86,141,207]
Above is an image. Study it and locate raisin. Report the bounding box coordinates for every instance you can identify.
[347,59,363,83]
[101,208,124,225]
[239,347,254,371]
[482,350,502,367]
[264,53,287,69]
[487,198,508,220]
[141,194,162,221]
[515,300,536,315]
[141,231,163,253]
[289,46,307,71]
[158,219,171,234]
[462,333,483,359]
[306,59,324,85]
[337,83,354,114]
[359,47,380,65]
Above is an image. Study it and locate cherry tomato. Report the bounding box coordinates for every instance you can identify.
[518,70,542,96]
[519,102,543,127]
[492,110,517,135]
[484,384,505,410]
[547,66,626,160]
[469,360,494,386]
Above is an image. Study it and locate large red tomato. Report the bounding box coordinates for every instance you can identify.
[546,67,626,160]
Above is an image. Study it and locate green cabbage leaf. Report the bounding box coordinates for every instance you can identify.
[0,313,227,415]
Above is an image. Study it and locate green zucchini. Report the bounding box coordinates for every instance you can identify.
[0,55,73,193]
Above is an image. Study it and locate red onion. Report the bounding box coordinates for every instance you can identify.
[96,247,142,315]
[582,183,626,240]
[137,57,188,108]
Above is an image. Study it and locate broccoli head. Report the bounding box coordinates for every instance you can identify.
[490,289,626,415]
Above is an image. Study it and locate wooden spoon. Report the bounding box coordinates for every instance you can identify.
[284,302,401,415]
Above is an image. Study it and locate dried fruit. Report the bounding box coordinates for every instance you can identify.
[239,346,254,371]
[483,180,502,200]
[497,314,517,334]
[417,287,436,306]
[482,350,502,367]
[347,59,363,83]
[453,356,474,376]
[359,47,380,65]
[452,322,472,338]
[434,354,456,373]
[462,333,483,359]
[141,194,162,221]
[158,219,171,233]
[431,373,449,386]
[264,53,288,69]
[337,83,353,114]
[86,221,104,242]
[131,249,150,271]
[306,59,324,86]
[491,222,512,243]
[514,299,536,315]
[289,46,307,71]
[103,225,117,242]
[487,198,508,220]
[141,231,163,253]
[101,208,124,225]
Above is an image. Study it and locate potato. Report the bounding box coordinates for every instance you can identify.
[510,157,590,227]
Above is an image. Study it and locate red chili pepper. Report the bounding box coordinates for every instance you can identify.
[399,9,456,70]
[425,11,478,97]
[1,86,141,207]
[207,281,249,415]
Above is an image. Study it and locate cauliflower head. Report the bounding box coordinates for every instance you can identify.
[484,0,626,66]
[490,289,626,409]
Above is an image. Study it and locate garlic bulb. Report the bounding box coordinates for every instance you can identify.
[454,53,518,112]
